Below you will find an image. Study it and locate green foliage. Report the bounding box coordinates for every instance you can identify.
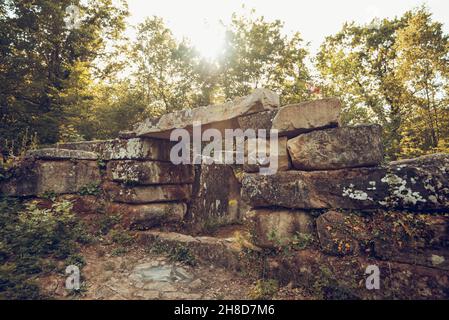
[248,279,279,300]
[311,266,358,300]
[110,247,128,257]
[0,198,90,299]
[0,0,129,148]
[316,7,449,160]
[291,232,315,250]
[219,12,311,104]
[78,183,102,196]
[109,229,135,246]
[149,241,196,266]
[95,214,122,235]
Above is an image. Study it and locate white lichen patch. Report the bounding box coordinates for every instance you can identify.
[428,195,439,204]
[367,181,377,191]
[381,173,426,205]
[342,184,373,201]
[110,139,150,159]
[430,254,445,266]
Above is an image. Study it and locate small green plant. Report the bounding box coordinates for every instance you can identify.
[248,279,279,300]
[110,229,135,246]
[0,197,89,299]
[149,241,196,266]
[65,254,86,269]
[111,246,128,256]
[40,190,57,201]
[311,266,357,300]
[78,183,101,196]
[95,214,122,235]
[291,232,315,250]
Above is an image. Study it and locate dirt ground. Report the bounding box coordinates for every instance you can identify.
[38,243,311,300]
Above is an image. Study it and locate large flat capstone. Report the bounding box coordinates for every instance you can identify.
[271,98,341,137]
[241,154,449,210]
[134,89,280,139]
[287,125,383,170]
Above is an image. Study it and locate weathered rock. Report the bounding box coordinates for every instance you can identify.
[57,138,174,161]
[272,98,341,137]
[58,195,105,214]
[138,231,247,271]
[107,203,187,230]
[243,136,290,173]
[106,161,194,185]
[316,211,370,256]
[312,210,449,269]
[267,249,449,299]
[287,125,383,170]
[370,212,449,270]
[241,154,449,210]
[26,148,99,160]
[103,182,192,204]
[237,110,277,133]
[134,89,280,139]
[188,164,247,232]
[1,160,101,196]
[247,209,315,248]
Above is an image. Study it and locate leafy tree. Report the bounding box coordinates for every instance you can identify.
[316,7,449,159]
[395,10,449,157]
[131,16,203,114]
[219,13,311,104]
[0,0,128,150]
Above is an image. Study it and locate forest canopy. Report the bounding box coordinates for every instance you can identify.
[1,1,448,161]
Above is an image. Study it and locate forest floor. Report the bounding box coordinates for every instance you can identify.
[38,243,312,300]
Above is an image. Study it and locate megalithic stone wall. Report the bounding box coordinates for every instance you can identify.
[2,88,449,298]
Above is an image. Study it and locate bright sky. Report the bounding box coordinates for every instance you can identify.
[126,0,449,59]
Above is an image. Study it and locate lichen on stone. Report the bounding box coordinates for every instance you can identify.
[342,184,373,201]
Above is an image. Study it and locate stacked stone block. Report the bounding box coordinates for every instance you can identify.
[239,98,449,299]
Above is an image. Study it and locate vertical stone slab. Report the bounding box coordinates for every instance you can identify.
[188,164,248,232]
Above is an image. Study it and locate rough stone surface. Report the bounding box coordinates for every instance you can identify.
[272,98,341,137]
[287,125,383,170]
[243,136,290,173]
[1,160,101,196]
[103,182,191,204]
[241,154,449,210]
[247,209,314,248]
[134,89,280,139]
[188,164,247,232]
[106,161,194,185]
[138,231,245,271]
[267,249,449,299]
[26,148,99,160]
[237,110,277,133]
[107,203,187,230]
[316,211,370,256]
[57,138,174,161]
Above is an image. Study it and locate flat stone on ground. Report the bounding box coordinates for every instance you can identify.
[107,202,187,230]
